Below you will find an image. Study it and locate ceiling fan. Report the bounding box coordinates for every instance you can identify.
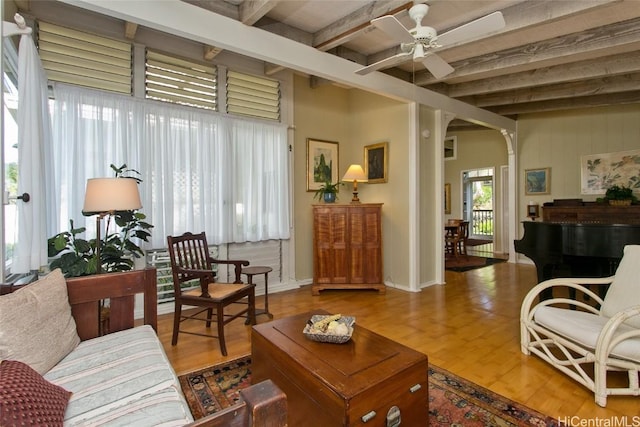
[355,2,505,79]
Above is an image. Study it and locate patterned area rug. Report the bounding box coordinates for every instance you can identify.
[445,256,507,272]
[178,355,561,426]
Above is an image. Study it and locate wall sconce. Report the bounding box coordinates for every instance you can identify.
[527,201,540,221]
[342,164,368,203]
[82,178,142,273]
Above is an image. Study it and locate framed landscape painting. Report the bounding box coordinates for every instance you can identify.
[525,168,550,195]
[307,138,339,191]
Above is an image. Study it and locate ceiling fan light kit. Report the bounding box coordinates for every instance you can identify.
[355,3,505,79]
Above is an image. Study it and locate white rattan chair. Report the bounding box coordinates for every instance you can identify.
[520,244,640,407]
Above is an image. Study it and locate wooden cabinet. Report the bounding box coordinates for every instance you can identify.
[312,204,384,295]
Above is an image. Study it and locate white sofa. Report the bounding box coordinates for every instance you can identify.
[0,268,286,427]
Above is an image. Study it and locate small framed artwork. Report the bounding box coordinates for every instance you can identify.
[364,142,388,183]
[525,167,551,195]
[444,136,457,161]
[444,183,451,214]
[307,138,339,191]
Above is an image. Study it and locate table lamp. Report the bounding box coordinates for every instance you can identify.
[83,178,142,273]
[342,164,368,203]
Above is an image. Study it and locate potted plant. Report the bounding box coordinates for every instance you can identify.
[604,184,637,206]
[314,181,342,203]
[48,164,153,277]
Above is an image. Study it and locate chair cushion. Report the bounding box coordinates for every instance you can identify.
[0,269,80,374]
[44,325,193,426]
[534,306,640,363]
[601,245,640,328]
[0,360,71,426]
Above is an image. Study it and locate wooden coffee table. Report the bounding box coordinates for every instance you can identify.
[251,311,429,426]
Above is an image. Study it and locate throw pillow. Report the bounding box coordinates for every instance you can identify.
[601,245,640,328]
[0,269,80,374]
[0,360,71,426]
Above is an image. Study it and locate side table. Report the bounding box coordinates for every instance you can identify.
[242,266,273,319]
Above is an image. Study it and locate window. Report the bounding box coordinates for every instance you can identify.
[37,21,132,94]
[227,70,280,120]
[145,50,217,110]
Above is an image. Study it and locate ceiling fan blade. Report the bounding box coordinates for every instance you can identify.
[421,53,455,79]
[371,15,414,44]
[437,11,505,47]
[355,51,413,75]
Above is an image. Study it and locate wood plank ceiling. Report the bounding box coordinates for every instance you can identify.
[182,0,640,129]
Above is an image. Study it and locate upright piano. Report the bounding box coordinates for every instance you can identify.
[514,201,640,285]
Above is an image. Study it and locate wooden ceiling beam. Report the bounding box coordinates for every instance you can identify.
[314,0,412,51]
[239,0,280,26]
[254,17,313,45]
[203,45,222,60]
[438,52,640,98]
[487,91,640,116]
[181,0,239,20]
[414,18,640,86]
[439,0,629,62]
[124,21,137,40]
[463,73,640,108]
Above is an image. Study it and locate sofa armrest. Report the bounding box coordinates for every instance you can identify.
[186,379,286,427]
[66,268,157,340]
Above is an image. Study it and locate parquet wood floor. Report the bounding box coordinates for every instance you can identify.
[157,261,638,423]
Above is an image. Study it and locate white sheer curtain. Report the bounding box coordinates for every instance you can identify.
[10,29,53,273]
[50,84,290,249]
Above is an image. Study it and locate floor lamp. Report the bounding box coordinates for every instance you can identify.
[342,164,368,203]
[82,178,142,274]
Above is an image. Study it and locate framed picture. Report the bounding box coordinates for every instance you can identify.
[307,138,339,191]
[444,136,457,161]
[364,142,388,183]
[580,149,640,195]
[444,183,451,214]
[525,167,551,195]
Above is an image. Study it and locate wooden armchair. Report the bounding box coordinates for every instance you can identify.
[167,232,256,356]
[521,244,640,407]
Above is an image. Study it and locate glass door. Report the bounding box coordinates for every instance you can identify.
[462,168,495,240]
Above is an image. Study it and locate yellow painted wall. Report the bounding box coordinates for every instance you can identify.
[518,105,640,224]
[293,75,350,282]
[347,89,410,287]
[293,75,414,287]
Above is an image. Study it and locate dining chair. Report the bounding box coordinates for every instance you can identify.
[445,219,465,258]
[167,232,256,356]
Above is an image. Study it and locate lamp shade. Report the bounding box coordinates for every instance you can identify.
[342,164,368,182]
[83,178,142,214]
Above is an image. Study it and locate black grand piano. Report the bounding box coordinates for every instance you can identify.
[514,200,640,287]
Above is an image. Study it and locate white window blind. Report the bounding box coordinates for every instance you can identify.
[227,70,280,121]
[37,21,132,94]
[145,50,217,110]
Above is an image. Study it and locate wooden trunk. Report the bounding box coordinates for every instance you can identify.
[312,204,384,295]
[251,311,428,426]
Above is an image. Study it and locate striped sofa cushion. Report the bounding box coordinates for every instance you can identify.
[44,325,193,426]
